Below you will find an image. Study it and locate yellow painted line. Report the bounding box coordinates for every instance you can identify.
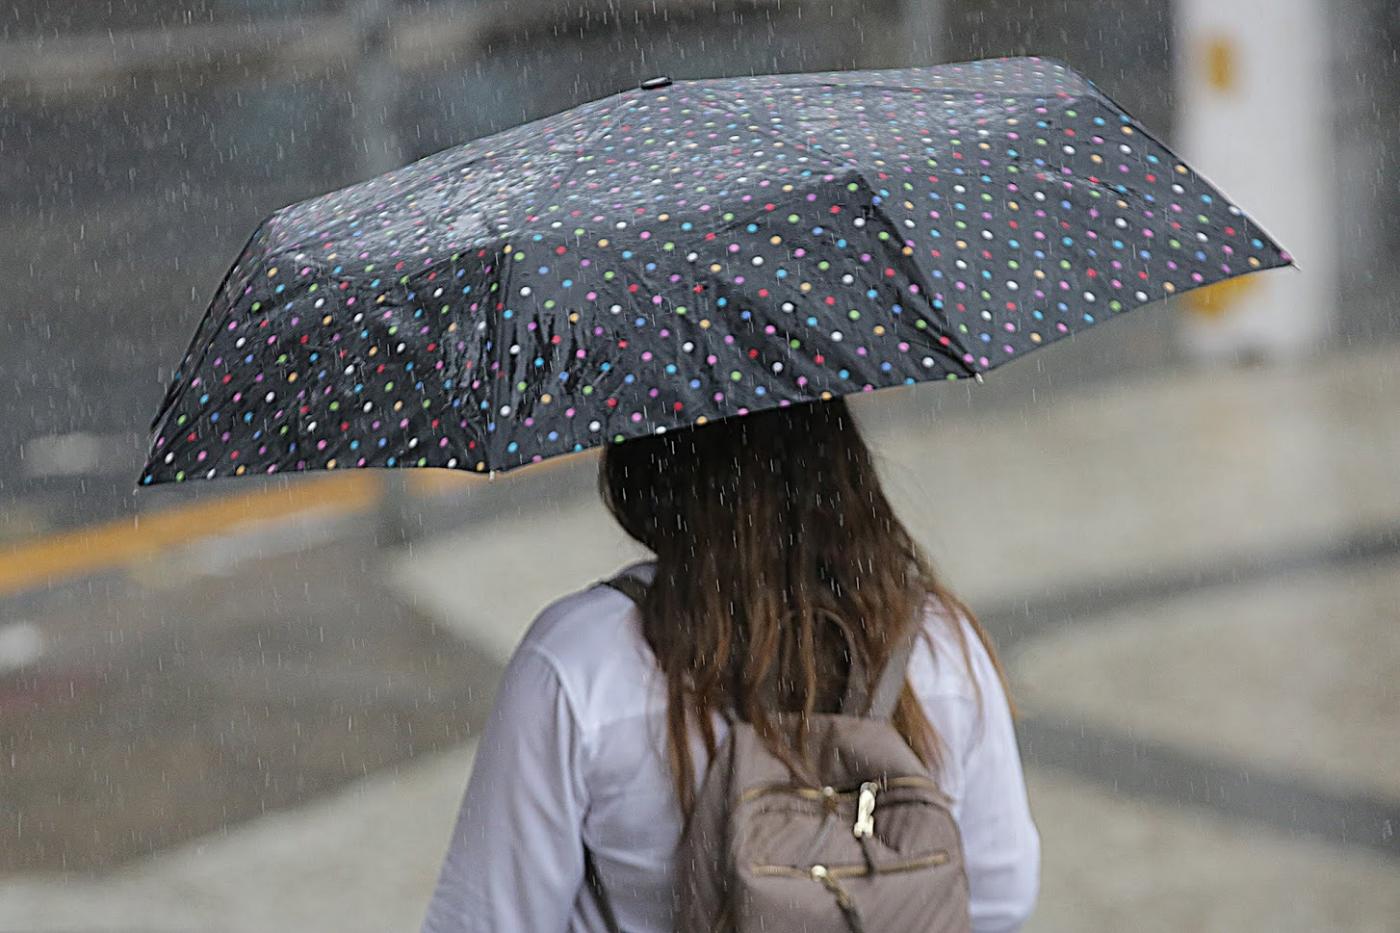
[0,472,378,598]
[0,446,592,599]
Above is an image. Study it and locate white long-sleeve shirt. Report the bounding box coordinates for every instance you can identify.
[422,560,1040,932]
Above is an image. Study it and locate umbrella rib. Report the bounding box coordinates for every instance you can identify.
[486,95,629,469]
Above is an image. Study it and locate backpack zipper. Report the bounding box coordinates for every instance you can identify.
[738,774,941,805]
[749,849,951,880]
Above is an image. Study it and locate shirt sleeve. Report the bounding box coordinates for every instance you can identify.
[421,646,589,933]
[953,621,1041,933]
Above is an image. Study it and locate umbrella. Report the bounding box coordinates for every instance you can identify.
[140,56,1289,485]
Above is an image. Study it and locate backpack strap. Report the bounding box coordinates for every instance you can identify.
[862,618,921,720]
[584,847,622,933]
[601,569,651,608]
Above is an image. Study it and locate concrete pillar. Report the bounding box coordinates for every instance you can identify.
[1174,0,1336,363]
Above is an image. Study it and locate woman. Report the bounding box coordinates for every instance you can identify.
[422,399,1040,932]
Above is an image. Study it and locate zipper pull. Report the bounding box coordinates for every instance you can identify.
[852,782,878,838]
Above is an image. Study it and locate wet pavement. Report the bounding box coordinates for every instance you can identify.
[6,334,1396,930]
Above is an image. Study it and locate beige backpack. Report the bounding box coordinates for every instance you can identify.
[595,572,970,933]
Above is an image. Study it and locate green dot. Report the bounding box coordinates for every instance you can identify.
[817,260,831,271]
[417,457,427,466]
[385,381,394,391]
[176,414,187,426]
[1008,260,1021,270]
[730,371,742,382]
[945,373,959,381]
[388,325,398,336]
[175,471,185,481]
[788,214,800,223]
[915,320,929,330]
[517,381,528,391]
[513,252,525,261]
[675,306,688,316]
[722,212,734,221]
[582,385,594,396]
[422,399,431,408]
[543,299,556,309]
[847,310,860,321]
[329,401,340,412]
[1109,300,1123,311]
[364,264,375,272]
[847,182,859,192]
[307,284,318,292]
[277,354,288,364]
[251,302,262,311]
[789,338,801,349]
[613,434,625,443]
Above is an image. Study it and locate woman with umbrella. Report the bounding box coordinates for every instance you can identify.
[419,397,1041,931]
[141,58,1287,932]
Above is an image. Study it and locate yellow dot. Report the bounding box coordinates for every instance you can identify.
[820,391,833,400]
[1163,282,1177,294]
[873,325,886,336]
[799,282,812,293]
[770,235,782,245]
[598,238,609,247]
[696,416,709,425]
[568,312,580,323]
[287,372,298,382]
[699,319,712,329]
[326,459,337,469]
[540,393,553,404]
[267,267,278,277]
[393,400,404,411]
[475,461,487,472]
[1030,333,1042,343]
[235,465,247,476]
[709,263,722,273]
[368,346,379,356]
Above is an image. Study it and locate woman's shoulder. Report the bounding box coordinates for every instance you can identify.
[906,592,1002,704]
[506,561,661,720]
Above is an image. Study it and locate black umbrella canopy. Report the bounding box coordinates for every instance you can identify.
[141,57,1289,485]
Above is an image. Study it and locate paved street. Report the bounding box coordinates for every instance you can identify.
[2,337,1397,930]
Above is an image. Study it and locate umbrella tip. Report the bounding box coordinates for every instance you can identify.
[640,76,673,91]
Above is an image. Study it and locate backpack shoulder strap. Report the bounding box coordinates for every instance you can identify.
[601,569,651,607]
[863,617,922,720]
[584,847,622,933]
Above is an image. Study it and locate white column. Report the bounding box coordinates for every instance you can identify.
[1174,0,1335,363]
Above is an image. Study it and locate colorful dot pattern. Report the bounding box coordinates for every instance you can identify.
[142,57,1290,484]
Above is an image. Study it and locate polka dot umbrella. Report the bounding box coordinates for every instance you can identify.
[141,56,1290,485]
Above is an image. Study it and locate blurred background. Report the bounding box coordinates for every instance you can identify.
[1,1,1397,929]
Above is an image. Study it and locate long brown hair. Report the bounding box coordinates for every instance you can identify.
[600,398,1007,817]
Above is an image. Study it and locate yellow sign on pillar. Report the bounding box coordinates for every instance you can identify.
[1205,37,1238,93]
[1186,274,1261,319]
